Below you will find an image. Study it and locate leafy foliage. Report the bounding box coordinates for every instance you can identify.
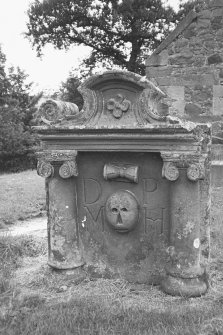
[0,46,41,172]
[176,0,208,20]
[57,75,84,109]
[26,0,177,75]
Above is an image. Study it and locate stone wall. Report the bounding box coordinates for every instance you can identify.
[146,0,223,257]
[146,0,223,124]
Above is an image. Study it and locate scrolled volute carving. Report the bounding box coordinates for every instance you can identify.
[59,161,78,179]
[36,99,79,125]
[161,152,207,182]
[37,160,54,178]
[162,162,179,181]
[36,150,78,179]
[187,163,205,182]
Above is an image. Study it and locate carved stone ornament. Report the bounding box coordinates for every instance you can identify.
[161,152,207,182]
[37,160,54,178]
[106,94,131,119]
[36,150,77,162]
[59,161,78,179]
[105,190,139,233]
[162,162,179,181]
[35,99,79,125]
[34,71,170,127]
[187,163,204,182]
[103,164,138,183]
[36,150,78,179]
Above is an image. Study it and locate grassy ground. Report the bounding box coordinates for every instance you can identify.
[1,171,223,334]
[0,237,223,335]
[0,170,45,226]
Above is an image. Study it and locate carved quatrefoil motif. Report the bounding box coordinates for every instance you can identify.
[106,94,131,119]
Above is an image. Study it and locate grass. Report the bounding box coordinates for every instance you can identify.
[2,276,223,335]
[0,234,47,295]
[0,235,223,335]
[0,170,45,226]
[0,234,47,334]
[0,171,223,334]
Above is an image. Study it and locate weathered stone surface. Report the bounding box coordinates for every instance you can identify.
[164,86,185,116]
[198,9,212,19]
[213,85,223,115]
[210,0,223,7]
[185,103,203,117]
[208,54,223,65]
[147,50,168,67]
[145,0,223,296]
[197,17,211,30]
[34,70,211,297]
[35,99,79,125]
[146,0,223,121]
[169,50,194,66]
[160,150,210,297]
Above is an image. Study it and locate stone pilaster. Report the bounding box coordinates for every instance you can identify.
[37,150,84,269]
[160,152,208,297]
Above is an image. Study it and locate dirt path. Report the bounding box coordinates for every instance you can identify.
[0,216,47,237]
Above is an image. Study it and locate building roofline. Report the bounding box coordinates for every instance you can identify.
[150,10,198,58]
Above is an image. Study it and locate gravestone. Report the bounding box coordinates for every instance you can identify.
[35,71,211,297]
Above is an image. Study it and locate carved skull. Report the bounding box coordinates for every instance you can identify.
[105,190,139,233]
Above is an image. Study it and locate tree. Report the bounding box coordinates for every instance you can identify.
[57,75,84,109]
[0,46,41,172]
[176,0,208,20]
[26,0,176,75]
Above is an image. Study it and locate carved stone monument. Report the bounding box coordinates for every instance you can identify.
[35,71,211,297]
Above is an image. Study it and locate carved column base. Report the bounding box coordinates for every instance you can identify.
[161,274,207,297]
[48,255,84,270]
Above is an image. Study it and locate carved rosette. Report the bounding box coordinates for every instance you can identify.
[162,162,179,181]
[36,150,78,179]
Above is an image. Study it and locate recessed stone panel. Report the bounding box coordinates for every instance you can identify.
[77,152,169,283]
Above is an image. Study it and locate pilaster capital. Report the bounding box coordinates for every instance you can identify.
[36,150,78,178]
[161,152,207,182]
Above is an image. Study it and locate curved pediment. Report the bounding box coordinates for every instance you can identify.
[36,70,170,128]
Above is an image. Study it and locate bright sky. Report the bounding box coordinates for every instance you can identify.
[0,0,180,93]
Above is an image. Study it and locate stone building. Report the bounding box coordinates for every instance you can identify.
[146,0,223,252]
